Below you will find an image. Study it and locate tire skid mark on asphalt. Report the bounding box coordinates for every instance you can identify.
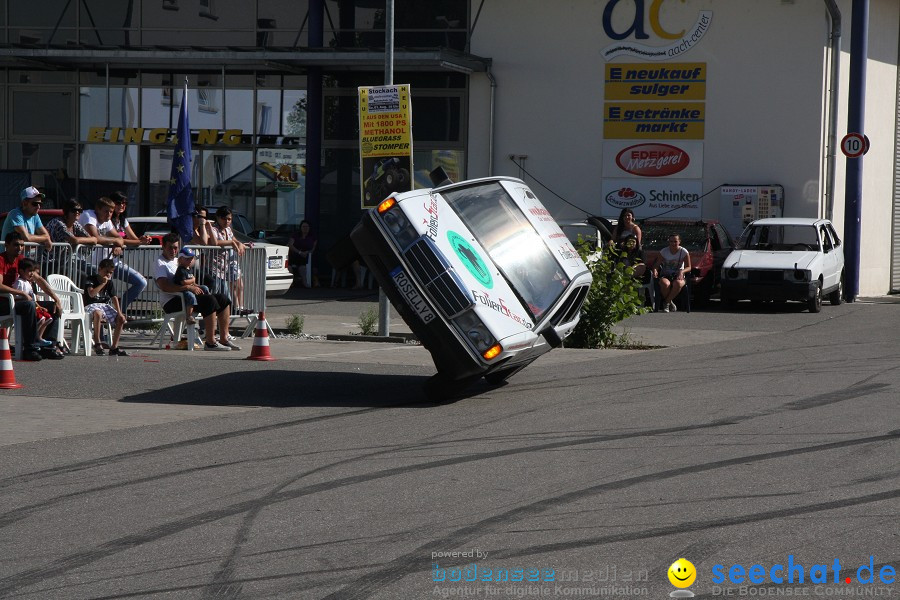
[1,424,897,596]
[317,432,900,600]
[0,419,733,595]
[201,405,549,598]
[0,403,425,491]
[0,454,297,529]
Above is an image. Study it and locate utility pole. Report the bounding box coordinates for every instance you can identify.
[378,0,395,336]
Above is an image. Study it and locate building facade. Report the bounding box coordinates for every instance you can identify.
[1,0,899,296]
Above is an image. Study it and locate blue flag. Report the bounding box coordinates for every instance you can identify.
[166,83,195,244]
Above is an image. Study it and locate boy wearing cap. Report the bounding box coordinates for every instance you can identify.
[172,247,205,325]
[0,187,53,249]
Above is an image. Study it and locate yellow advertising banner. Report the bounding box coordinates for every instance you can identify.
[604,102,705,139]
[604,63,706,100]
[358,84,413,208]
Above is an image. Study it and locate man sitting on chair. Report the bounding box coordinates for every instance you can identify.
[154,233,240,352]
[0,232,64,360]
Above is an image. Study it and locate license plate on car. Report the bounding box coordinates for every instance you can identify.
[391,267,435,323]
[268,257,283,269]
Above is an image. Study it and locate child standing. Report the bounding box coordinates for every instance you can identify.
[14,258,54,347]
[83,258,128,356]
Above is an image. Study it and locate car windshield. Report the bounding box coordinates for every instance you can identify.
[739,224,820,251]
[642,223,708,251]
[441,182,569,321]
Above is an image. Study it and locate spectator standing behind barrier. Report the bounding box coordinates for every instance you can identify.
[288,220,318,288]
[83,258,128,356]
[46,199,98,247]
[1,187,53,250]
[0,232,64,361]
[155,233,240,351]
[79,196,147,316]
[210,206,248,315]
[189,206,230,300]
[649,233,691,313]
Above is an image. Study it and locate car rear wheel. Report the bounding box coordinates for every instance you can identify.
[829,272,844,306]
[808,281,822,313]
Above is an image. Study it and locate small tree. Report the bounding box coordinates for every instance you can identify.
[565,240,647,348]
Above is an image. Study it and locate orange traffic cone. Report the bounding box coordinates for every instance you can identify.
[0,327,24,389]
[246,312,275,361]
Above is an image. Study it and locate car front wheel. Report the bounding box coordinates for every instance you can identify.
[829,272,844,306]
[808,281,822,313]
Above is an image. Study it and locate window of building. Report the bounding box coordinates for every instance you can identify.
[10,89,75,139]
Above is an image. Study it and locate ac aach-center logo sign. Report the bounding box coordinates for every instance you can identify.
[601,0,713,61]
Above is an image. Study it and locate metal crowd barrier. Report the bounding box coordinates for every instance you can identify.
[3,242,267,331]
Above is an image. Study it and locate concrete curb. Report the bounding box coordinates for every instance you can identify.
[325,333,409,343]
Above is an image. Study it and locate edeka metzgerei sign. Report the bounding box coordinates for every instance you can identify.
[602,140,704,179]
[358,84,413,209]
[604,102,704,139]
[600,0,712,61]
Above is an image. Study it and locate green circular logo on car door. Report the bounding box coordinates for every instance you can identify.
[447,230,493,288]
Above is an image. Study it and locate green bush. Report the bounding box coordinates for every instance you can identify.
[358,307,378,336]
[565,241,648,348]
[285,314,304,335]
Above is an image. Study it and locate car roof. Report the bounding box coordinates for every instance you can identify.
[641,219,721,225]
[750,217,828,226]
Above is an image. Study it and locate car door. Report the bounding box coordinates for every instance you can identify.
[711,224,734,284]
[819,225,839,290]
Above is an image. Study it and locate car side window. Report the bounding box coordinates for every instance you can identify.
[714,224,732,250]
[820,226,834,252]
[826,224,842,247]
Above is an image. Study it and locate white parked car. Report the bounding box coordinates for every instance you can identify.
[128,216,293,296]
[721,218,844,312]
[351,174,593,398]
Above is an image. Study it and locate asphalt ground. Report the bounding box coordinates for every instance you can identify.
[0,294,897,598]
[1,286,896,448]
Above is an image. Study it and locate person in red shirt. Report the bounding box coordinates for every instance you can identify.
[0,231,64,360]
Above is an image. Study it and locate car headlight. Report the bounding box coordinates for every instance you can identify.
[725,267,744,279]
[453,309,502,360]
[379,203,418,249]
[786,269,810,281]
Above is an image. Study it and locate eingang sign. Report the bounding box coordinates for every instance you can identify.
[85,127,299,146]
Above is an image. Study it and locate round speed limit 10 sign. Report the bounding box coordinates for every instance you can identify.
[841,132,870,158]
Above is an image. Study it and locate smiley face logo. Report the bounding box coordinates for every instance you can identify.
[668,558,696,588]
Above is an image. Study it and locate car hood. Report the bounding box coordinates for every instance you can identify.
[724,250,818,270]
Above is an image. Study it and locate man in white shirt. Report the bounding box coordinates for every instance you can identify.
[155,233,240,351]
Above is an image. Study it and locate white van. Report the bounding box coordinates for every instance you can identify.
[351,175,593,398]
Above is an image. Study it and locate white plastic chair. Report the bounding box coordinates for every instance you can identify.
[152,297,197,351]
[0,293,24,360]
[45,274,91,356]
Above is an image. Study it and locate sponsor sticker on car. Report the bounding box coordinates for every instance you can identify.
[391,267,435,323]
